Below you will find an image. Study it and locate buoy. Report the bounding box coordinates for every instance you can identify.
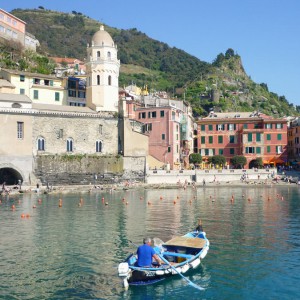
[147,201,151,205]
[160,196,163,200]
[26,214,30,218]
[21,213,25,218]
[173,200,176,204]
[248,197,251,202]
[11,204,16,210]
[38,199,42,204]
[122,198,125,202]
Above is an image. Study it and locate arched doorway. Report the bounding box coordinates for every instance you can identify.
[0,168,23,185]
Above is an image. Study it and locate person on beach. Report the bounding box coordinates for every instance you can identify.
[136,238,162,267]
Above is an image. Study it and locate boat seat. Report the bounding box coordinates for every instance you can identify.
[162,252,193,259]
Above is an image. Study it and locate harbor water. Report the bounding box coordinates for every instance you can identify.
[0,184,299,299]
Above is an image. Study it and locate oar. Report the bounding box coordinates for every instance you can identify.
[157,253,204,291]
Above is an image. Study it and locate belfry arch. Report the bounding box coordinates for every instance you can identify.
[0,166,24,185]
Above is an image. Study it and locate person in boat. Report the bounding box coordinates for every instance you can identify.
[195,220,203,232]
[136,237,162,267]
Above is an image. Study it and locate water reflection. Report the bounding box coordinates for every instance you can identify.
[0,185,299,299]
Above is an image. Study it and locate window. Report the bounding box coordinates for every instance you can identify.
[248,133,252,142]
[265,123,272,129]
[160,110,164,117]
[218,136,223,144]
[176,145,179,153]
[20,75,25,82]
[17,122,24,139]
[139,112,146,119]
[205,149,209,155]
[33,90,39,99]
[230,148,235,155]
[97,51,100,59]
[219,149,223,155]
[256,133,261,142]
[108,75,112,86]
[256,147,261,154]
[209,136,213,144]
[201,136,205,144]
[276,145,282,154]
[172,112,175,120]
[267,145,271,153]
[144,123,152,132]
[168,146,171,153]
[50,80,53,86]
[68,90,76,97]
[245,147,255,153]
[217,124,224,131]
[37,137,45,151]
[44,80,50,86]
[99,124,103,134]
[20,88,25,95]
[228,123,236,130]
[244,124,248,129]
[67,138,73,152]
[201,125,205,131]
[267,134,271,141]
[148,111,157,118]
[107,51,111,59]
[55,92,60,101]
[229,135,235,143]
[96,141,102,152]
[34,78,40,85]
[277,134,282,141]
[162,134,165,140]
[78,91,85,98]
[276,123,283,129]
[208,125,213,131]
[97,75,100,85]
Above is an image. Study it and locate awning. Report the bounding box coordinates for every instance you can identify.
[263,160,269,164]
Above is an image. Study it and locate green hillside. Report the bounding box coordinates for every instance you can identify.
[4,8,299,117]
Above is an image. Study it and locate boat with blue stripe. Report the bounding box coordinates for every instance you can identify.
[118,222,209,288]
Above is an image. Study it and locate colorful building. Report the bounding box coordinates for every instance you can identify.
[0,8,39,51]
[195,111,288,168]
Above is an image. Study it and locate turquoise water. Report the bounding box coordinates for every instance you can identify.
[0,185,299,299]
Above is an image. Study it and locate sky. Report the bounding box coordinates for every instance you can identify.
[2,0,300,106]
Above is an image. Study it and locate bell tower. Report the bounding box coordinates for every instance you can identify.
[86,25,120,112]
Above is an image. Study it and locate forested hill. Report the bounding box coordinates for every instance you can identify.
[8,8,299,117]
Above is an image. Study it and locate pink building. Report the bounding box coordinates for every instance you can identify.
[124,100,182,169]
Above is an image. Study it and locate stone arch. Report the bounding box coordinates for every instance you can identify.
[0,163,24,185]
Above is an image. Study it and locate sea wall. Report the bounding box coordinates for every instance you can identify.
[34,155,124,185]
[145,168,277,184]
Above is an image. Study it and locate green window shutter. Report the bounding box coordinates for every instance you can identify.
[201,136,205,144]
[267,145,271,153]
[209,136,213,144]
[248,133,252,142]
[55,92,60,101]
[267,134,271,141]
[277,134,282,140]
[218,136,223,143]
[219,149,223,155]
[201,125,205,131]
[256,147,261,154]
[208,125,213,131]
[230,148,234,155]
[256,133,261,142]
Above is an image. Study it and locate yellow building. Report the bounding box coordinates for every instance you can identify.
[0,68,67,105]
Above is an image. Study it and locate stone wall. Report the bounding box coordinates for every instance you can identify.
[34,155,124,185]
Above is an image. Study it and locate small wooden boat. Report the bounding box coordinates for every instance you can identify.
[118,223,209,288]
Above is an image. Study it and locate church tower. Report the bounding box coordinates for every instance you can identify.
[86,25,120,112]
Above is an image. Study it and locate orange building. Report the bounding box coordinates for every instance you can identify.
[195,111,288,168]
